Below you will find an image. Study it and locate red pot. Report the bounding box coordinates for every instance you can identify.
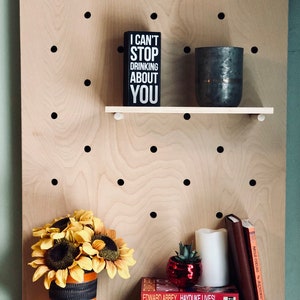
[166,256,202,289]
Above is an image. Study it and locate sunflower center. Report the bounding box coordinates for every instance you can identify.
[93,234,119,261]
[51,217,70,231]
[45,239,79,271]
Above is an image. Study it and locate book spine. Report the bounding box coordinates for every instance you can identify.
[243,224,265,300]
[123,31,161,106]
[225,214,256,300]
[141,292,238,300]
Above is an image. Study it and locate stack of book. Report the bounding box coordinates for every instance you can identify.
[140,214,265,300]
[141,277,239,300]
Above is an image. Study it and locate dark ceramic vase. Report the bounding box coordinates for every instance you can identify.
[166,256,202,289]
[195,46,244,107]
[49,272,97,300]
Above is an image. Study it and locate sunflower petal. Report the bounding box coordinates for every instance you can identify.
[40,238,54,250]
[73,210,94,226]
[92,256,105,273]
[31,240,43,250]
[28,258,45,268]
[44,270,56,290]
[119,248,136,266]
[33,225,58,238]
[82,242,99,256]
[69,265,84,283]
[114,258,126,269]
[76,210,93,221]
[55,269,68,288]
[115,238,125,248]
[51,232,65,240]
[106,229,116,239]
[77,256,92,271]
[73,209,85,219]
[68,218,84,231]
[106,261,117,279]
[92,239,105,251]
[93,217,104,232]
[124,256,136,266]
[119,247,133,256]
[74,228,93,243]
[31,248,46,258]
[32,228,47,238]
[117,264,130,279]
[32,265,50,282]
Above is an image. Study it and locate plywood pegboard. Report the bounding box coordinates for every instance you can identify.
[21,1,288,299]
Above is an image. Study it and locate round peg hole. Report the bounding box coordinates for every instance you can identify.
[51,178,58,186]
[50,45,58,53]
[51,112,58,119]
[183,113,191,120]
[249,179,257,186]
[150,211,157,218]
[183,46,191,54]
[217,146,224,153]
[218,12,225,20]
[150,12,158,20]
[84,11,91,19]
[183,179,191,186]
[84,79,91,86]
[117,179,125,186]
[216,212,223,219]
[117,46,124,53]
[251,46,259,54]
[150,146,157,153]
[84,145,91,153]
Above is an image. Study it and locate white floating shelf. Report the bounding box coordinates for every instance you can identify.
[105,106,274,121]
[105,106,273,114]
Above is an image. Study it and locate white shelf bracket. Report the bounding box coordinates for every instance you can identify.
[252,114,266,122]
[257,114,266,122]
[250,114,266,121]
[114,112,124,121]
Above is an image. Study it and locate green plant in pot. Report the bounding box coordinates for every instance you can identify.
[166,242,202,289]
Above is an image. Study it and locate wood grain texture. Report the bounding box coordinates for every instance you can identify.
[21,1,287,299]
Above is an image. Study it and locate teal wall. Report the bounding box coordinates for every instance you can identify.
[286,0,300,299]
[0,0,22,299]
[0,1,298,299]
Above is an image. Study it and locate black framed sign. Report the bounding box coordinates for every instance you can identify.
[123,31,161,106]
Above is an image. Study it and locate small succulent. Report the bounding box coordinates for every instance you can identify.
[173,242,200,263]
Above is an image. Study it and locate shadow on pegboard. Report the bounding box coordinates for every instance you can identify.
[98,10,149,107]
[124,279,141,300]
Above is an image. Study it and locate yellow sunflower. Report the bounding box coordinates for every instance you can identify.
[28,239,92,289]
[80,228,136,279]
[28,210,136,290]
[32,215,72,237]
[32,216,84,249]
[73,210,104,230]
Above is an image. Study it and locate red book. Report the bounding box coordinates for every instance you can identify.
[225,214,256,300]
[242,219,265,300]
[141,277,239,300]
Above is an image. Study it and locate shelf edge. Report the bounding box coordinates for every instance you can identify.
[105,106,274,115]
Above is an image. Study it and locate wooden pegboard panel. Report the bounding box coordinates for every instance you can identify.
[21,1,287,299]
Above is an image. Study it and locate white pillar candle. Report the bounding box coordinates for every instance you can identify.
[195,228,229,287]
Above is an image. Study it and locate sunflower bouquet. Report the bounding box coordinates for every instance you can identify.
[28,209,136,290]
